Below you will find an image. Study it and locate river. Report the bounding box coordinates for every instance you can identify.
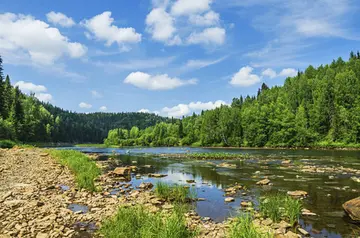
[58,146,360,237]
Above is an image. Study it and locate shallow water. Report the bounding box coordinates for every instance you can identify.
[60,146,360,237]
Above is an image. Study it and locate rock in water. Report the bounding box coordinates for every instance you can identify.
[112,167,131,176]
[343,197,360,222]
[287,190,308,197]
[256,178,270,185]
[225,197,235,202]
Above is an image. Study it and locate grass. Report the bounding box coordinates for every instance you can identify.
[0,140,17,148]
[228,214,273,238]
[100,205,196,238]
[49,150,101,192]
[155,182,196,203]
[260,194,302,226]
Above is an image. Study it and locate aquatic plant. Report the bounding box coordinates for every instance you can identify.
[49,150,100,192]
[100,205,196,238]
[228,214,273,238]
[155,182,196,203]
[260,193,302,226]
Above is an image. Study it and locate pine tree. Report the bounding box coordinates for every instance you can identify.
[0,55,4,118]
[10,87,24,139]
[3,75,12,119]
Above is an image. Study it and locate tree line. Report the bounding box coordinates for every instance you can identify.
[0,55,168,143]
[105,52,360,148]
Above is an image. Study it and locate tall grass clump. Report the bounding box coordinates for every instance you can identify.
[100,205,196,238]
[49,150,100,192]
[260,194,302,226]
[155,182,196,203]
[228,214,272,238]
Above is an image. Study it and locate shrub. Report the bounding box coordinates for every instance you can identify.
[0,140,16,148]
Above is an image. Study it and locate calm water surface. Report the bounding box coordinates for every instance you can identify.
[59,147,360,237]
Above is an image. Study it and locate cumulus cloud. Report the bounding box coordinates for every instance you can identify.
[189,11,219,26]
[171,0,212,16]
[230,66,261,87]
[124,72,197,90]
[46,11,75,27]
[36,93,53,102]
[15,81,47,93]
[145,8,179,45]
[99,106,107,111]
[82,11,141,48]
[14,81,53,102]
[187,27,225,45]
[91,90,102,98]
[0,13,87,65]
[162,100,228,117]
[279,68,298,77]
[261,68,277,79]
[138,109,151,113]
[79,102,92,109]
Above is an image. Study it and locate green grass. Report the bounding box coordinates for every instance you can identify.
[228,215,273,238]
[155,182,196,203]
[260,194,302,226]
[100,205,196,238]
[0,140,17,148]
[49,150,101,192]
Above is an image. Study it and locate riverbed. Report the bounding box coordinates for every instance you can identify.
[60,146,360,237]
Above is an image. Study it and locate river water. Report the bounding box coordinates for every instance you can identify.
[59,146,360,237]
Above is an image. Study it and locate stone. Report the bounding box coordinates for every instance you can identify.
[149,173,167,178]
[298,228,309,236]
[240,201,252,207]
[36,233,48,238]
[162,204,174,210]
[224,197,235,202]
[256,178,270,185]
[282,160,291,164]
[139,182,153,190]
[287,190,307,197]
[113,167,131,176]
[283,231,300,238]
[351,177,360,183]
[217,163,237,168]
[39,153,49,157]
[186,180,195,183]
[262,218,273,226]
[343,197,360,221]
[301,208,317,216]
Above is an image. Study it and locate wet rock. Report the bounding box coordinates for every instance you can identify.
[224,197,235,202]
[282,160,291,164]
[113,167,131,176]
[351,177,360,183]
[343,197,360,221]
[283,231,300,238]
[287,190,307,197]
[298,228,309,236]
[149,173,167,178]
[217,163,237,168]
[301,208,317,216]
[256,178,271,186]
[186,180,195,183]
[240,201,252,207]
[139,182,154,190]
[197,198,206,201]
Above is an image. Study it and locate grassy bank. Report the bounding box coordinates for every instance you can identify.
[100,205,196,238]
[49,150,101,192]
[0,140,17,148]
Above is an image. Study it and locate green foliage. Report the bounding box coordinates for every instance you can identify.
[0,139,16,148]
[155,182,196,203]
[260,194,302,226]
[100,205,196,238]
[105,53,360,148]
[228,214,272,238]
[49,150,100,191]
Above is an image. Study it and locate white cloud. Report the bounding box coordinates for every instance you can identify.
[261,68,277,79]
[14,81,47,93]
[162,100,228,117]
[0,13,87,65]
[230,66,261,87]
[82,11,141,48]
[189,11,219,26]
[46,11,75,27]
[279,68,297,77]
[79,102,92,109]
[124,72,197,90]
[185,56,227,70]
[146,8,179,45]
[35,93,53,102]
[171,0,212,16]
[99,106,107,111]
[138,109,151,113]
[187,27,226,45]
[91,90,102,98]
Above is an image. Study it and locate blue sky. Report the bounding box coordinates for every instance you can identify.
[0,0,359,117]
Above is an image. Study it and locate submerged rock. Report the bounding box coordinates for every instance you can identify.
[256,178,271,186]
[343,197,360,222]
[112,167,131,176]
[287,190,307,197]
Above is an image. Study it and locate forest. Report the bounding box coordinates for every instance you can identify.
[105,52,360,148]
[0,55,167,143]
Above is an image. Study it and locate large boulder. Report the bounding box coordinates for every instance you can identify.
[343,197,360,222]
[113,167,131,177]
